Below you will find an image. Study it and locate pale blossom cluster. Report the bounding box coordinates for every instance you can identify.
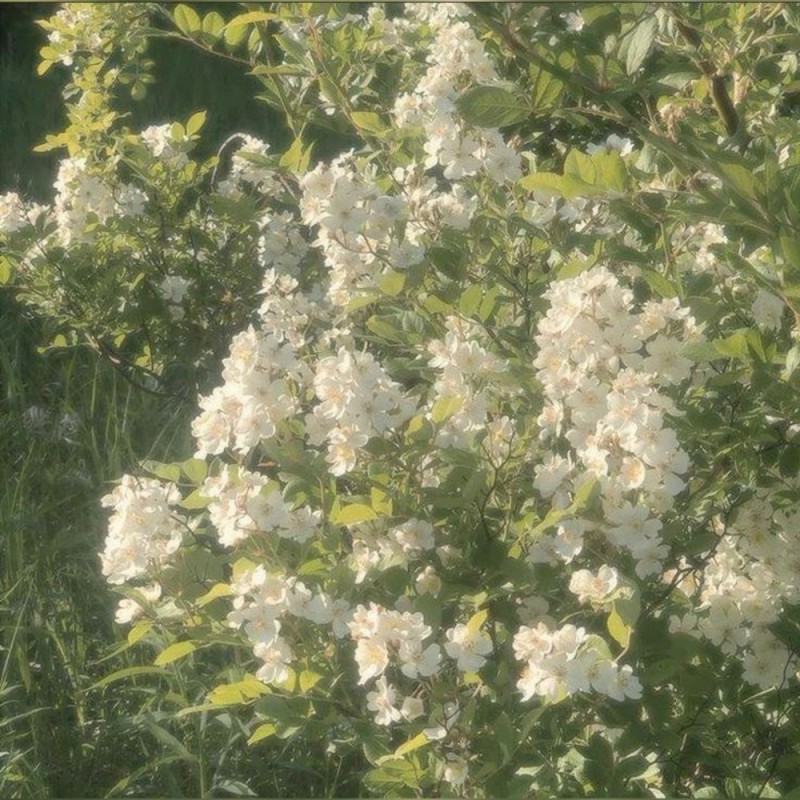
[216,135,280,197]
[191,325,309,459]
[0,192,29,235]
[140,123,189,165]
[531,266,697,577]
[227,564,350,685]
[667,494,800,689]
[348,518,437,583]
[299,153,422,306]
[201,466,321,548]
[347,603,441,725]
[426,315,508,450]
[114,583,162,625]
[99,475,186,585]
[306,347,417,476]
[392,10,522,184]
[514,622,642,702]
[52,155,146,246]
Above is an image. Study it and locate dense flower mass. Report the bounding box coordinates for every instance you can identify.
[2,1,794,797]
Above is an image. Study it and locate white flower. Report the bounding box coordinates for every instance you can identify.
[442,754,469,788]
[444,623,493,671]
[366,676,402,726]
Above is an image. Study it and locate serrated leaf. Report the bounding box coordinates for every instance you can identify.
[154,641,197,666]
[456,85,530,127]
[519,171,600,200]
[225,10,276,28]
[179,488,211,510]
[607,607,630,648]
[202,11,224,37]
[142,460,181,482]
[371,486,393,515]
[393,732,429,759]
[209,677,270,705]
[181,458,208,484]
[683,340,723,362]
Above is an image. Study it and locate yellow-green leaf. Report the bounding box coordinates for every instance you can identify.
[371,486,393,516]
[127,621,152,645]
[393,732,429,759]
[466,608,488,635]
[195,582,233,607]
[299,670,322,693]
[248,723,277,745]
[331,503,378,525]
[174,4,201,35]
[154,641,197,666]
[607,606,630,648]
[430,395,462,424]
[186,111,207,137]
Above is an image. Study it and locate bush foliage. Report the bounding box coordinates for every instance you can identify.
[4,2,800,798]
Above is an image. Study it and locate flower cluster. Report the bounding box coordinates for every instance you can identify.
[531,266,696,577]
[514,622,642,702]
[99,475,186,585]
[307,347,417,476]
[192,326,308,459]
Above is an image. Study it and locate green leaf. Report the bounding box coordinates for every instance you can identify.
[127,621,152,645]
[185,111,207,137]
[379,270,405,296]
[248,723,277,745]
[351,111,389,135]
[519,171,601,199]
[430,395,462,424]
[714,330,749,359]
[626,15,657,75]
[142,460,181,482]
[225,10,276,28]
[154,641,197,666]
[607,606,631,648]
[179,488,211,510]
[174,4,201,35]
[91,666,170,691]
[299,670,322,693]
[529,63,564,110]
[392,732,429,759]
[371,486,393,515]
[201,11,224,38]
[459,284,482,317]
[280,137,312,173]
[456,85,530,128]
[181,458,208,484]
[466,607,488,635]
[195,582,233,607]
[209,676,270,705]
[331,503,378,525]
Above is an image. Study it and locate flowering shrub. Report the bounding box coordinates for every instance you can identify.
[8,1,800,796]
